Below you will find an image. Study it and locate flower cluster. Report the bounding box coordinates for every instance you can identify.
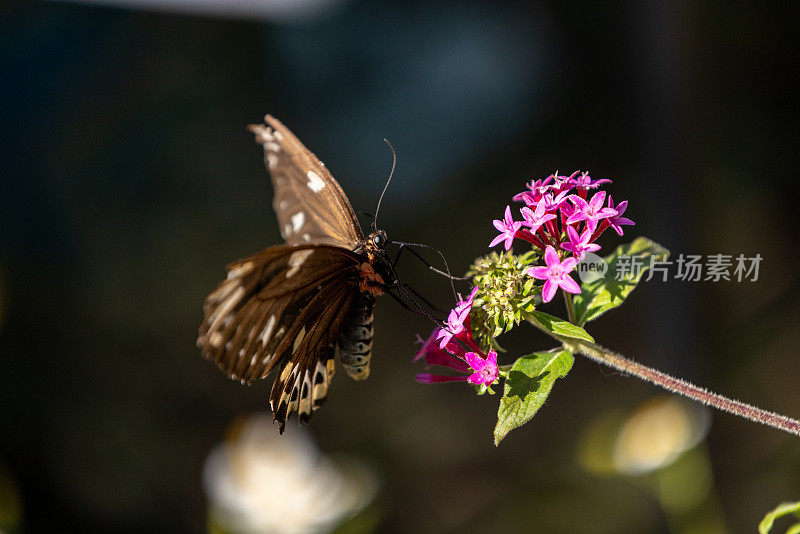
[490,171,634,302]
[414,170,633,392]
[414,287,500,390]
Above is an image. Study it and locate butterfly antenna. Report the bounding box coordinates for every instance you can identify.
[372,138,397,232]
[357,211,375,220]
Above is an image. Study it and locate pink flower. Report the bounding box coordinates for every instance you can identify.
[567,171,612,190]
[465,350,499,385]
[546,170,577,189]
[566,191,618,231]
[415,330,470,373]
[435,306,470,348]
[606,196,635,236]
[539,190,570,212]
[512,177,554,204]
[527,246,581,302]
[561,225,601,260]
[489,205,524,251]
[520,201,557,233]
[455,286,479,315]
[414,329,499,387]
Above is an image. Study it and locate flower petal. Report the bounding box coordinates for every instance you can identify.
[541,279,557,302]
[558,274,581,294]
[544,246,560,267]
[489,233,506,248]
[589,191,606,209]
[415,373,467,384]
[527,266,549,280]
[464,351,486,371]
[467,372,486,385]
[561,257,578,272]
[566,225,580,243]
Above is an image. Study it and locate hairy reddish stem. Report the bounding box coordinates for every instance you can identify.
[534,325,800,437]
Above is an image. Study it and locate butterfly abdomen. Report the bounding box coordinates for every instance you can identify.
[338,293,376,381]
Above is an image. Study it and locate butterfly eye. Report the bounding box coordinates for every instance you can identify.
[372,232,387,248]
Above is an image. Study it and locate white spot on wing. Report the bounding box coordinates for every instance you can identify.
[209,286,245,327]
[306,171,326,193]
[259,316,276,345]
[209,332,223,348]
[226,261,254,280]
[291,212,305,233]
[292,326,307,354]
[286,249,313,278]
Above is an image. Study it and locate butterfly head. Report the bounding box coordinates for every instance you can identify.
[369,229,387,250]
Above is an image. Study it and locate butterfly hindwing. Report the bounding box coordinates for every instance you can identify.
[249,115,363,248]
[269,278,358,429]
[198,245,360,390]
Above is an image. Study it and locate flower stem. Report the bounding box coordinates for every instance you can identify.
[562,293,577,324]
[535,326,800,437]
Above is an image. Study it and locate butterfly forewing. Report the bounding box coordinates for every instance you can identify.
[249,115,363,248]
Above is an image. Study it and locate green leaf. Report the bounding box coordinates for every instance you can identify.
[528,310,594,343]
[759,501,800,534]
[573,236,670,326]
[494,348,574,445]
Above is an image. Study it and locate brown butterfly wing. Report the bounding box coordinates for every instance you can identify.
[198,244,361,430]
[248,115,364,248]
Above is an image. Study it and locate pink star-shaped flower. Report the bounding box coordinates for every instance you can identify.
[547,170,577,189]
[489,205,524,251]
[512,176,554,204]
[567,171,612,190]
[414,318,498,387]
[454,286,479,315]
[435,306,470,348]
[607,196,635,236]
[527,246,581,302]
[561,225,601,261]
[415,330,470,373]
[539,190,570,212]
[465,350,499,386]
[520,200,557,233]
[566,191,618,231]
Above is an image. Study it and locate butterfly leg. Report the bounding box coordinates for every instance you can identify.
[384,287,443,324]
[392,242,468,282]
[398,281,446,313]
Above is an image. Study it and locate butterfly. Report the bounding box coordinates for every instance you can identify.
[198,115,396,432]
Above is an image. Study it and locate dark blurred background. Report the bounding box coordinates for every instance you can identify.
[1,1,799,532]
